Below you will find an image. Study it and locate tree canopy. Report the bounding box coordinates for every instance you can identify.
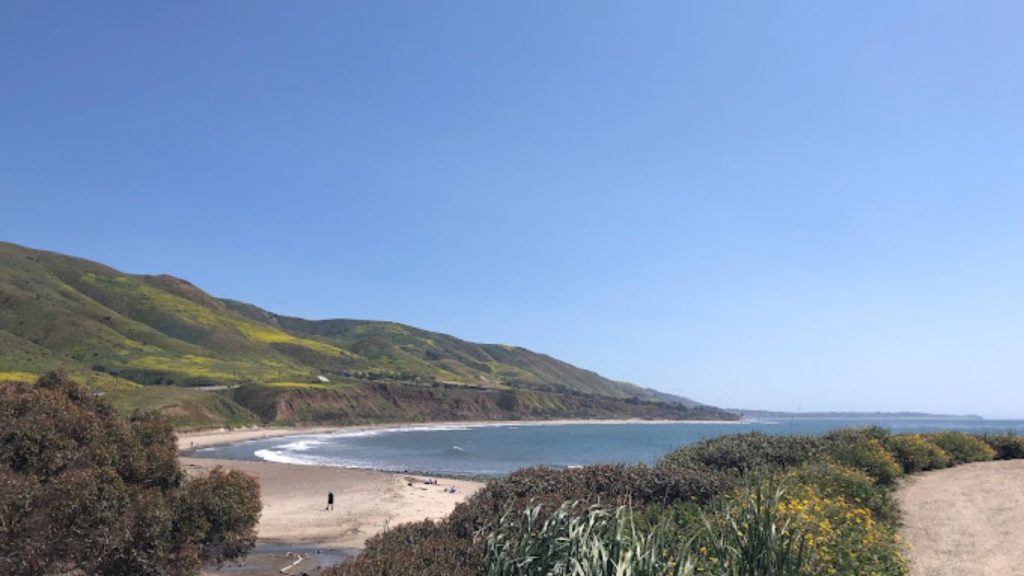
[0,371,261,576]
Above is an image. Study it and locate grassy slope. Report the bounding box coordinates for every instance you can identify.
[226,302,705,406]
[0,242,728,427]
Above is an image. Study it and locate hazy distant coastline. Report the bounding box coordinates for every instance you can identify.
[730,409,985,420]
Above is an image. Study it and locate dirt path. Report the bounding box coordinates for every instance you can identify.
[896,459,1024,576]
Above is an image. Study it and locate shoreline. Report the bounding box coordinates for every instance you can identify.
[182,457,484,550]
[180,418,743,573]
[177,417,747,452]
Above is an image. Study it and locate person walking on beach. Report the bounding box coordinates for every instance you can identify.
[326,491,334,511]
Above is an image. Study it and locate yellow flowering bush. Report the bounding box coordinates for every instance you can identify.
[779,485,907,576]
[693,479,906,576]
[826,436,903,485]
[884,434,950,473]
[786,462,897,524]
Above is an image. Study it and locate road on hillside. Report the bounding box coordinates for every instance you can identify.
[896,459,1024,576]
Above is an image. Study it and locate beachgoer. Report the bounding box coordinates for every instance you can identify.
[326,491,334,511]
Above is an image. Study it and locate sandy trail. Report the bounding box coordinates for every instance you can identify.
[896,459,1024,576]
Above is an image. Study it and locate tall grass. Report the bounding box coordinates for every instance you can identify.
[484,502,694,576]
[698,484,806,576]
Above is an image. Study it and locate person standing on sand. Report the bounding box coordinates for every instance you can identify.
[326,491,334,511]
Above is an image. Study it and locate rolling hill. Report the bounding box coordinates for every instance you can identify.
[0,242,732,428]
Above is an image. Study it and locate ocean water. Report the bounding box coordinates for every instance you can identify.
[191,417,1024,477]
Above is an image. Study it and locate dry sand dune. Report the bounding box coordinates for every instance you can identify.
[897,459,1024,576]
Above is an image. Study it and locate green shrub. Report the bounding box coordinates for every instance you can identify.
[926,432,995,465]
[786,462,897,524]
[658,433,825,477]
[484,502,694,576]
[329,520,481,576]
[981,434,1024,460]
[825,436,902,485]
[827,426,892,443]
[174,467,262,566]
[884,434,951,473]
[0,371,261,576]
[447,464,725,539]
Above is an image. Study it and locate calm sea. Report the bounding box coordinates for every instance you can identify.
[191,417,1024,477]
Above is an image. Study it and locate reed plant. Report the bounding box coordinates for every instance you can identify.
[484,501,694,576]
[696,483,806,576]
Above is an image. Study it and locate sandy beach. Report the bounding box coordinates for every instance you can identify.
[181,426,486,574]
[897,459,1024,576]
[181,456,483,549]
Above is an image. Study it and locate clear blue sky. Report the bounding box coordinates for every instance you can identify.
[3,2,1023,417]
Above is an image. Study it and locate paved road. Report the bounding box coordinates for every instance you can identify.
[896,459,1024,576]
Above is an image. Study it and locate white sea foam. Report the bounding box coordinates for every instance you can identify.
[277,437,327,451]
[253,448,385,471]
[253,448,344,467]
[254,449,321,466]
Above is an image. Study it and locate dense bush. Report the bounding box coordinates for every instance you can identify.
[657,433,825,477]
[330,520,481,576]
[884,434,951,473]
[824,434,903,485]
[982,433,1024,460]
[0,371,261,576]
[175,467,262,565]
[926,431,996,465]
[447,464,725,539]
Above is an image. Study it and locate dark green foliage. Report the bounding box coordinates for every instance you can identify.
[657,433,825,477]
[174,467,262,566]
[329,520,482,576]
[447,464,725,540]
[883,434,951,473]
[982,433,1024,460]
[0,371,261,576]
[926,431,995,464]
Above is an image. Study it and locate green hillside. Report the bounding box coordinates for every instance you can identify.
[0,242,732,428]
